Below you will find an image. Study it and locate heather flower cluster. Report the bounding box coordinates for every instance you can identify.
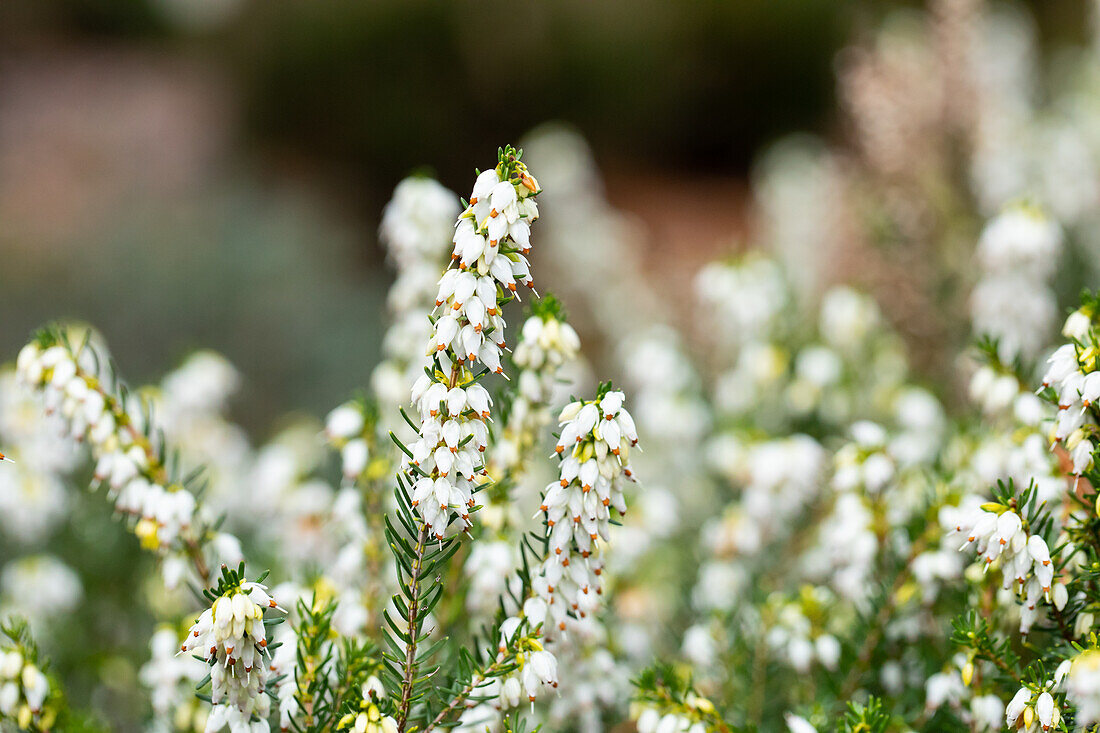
[14,332,218,588]
[401,148,541,540]
[180,565,284,732]
[0,635,50,730]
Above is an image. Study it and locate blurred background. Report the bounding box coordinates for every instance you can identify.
[0,0,1072,436]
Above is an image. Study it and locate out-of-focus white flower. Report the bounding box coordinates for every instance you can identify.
[1,555,82,621]
[971,206,1062,363]
[1067,650,1100,728]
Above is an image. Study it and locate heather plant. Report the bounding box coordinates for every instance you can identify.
[14,3,1100,733]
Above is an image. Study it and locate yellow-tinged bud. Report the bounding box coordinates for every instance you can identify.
[962,660,974,686]
[1024,704,1035,729]
[135,518,160,551]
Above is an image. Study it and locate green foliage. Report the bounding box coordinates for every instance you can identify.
[835,697,892,733]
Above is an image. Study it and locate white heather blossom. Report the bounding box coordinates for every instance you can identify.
[16,336,205,583]
[0,370,78,544]
[402,151,541,540]
[486,387,640,713]
[925,670,965,710]
[703,434,826,559]
[0,647,49,724]
[763,592,841,674]
[950,506,1055,633]
[339,703,398,733]
[180,576,284,732]
[324,400,373,483]
[372,177,460,426]
[1068,650,1100,728]
[491,304,580,477]
[0,556,82,621]
[695,256,790,350]
[141,626,206,730]
[819,287,880,353]
[532,390,638,640]
[784,713,818,733]
[971,206,1063,363]
[634,706,705,733]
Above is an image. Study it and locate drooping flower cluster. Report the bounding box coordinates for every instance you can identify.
[1041,303,1100,477]
[970,206,1062,364]
[180,566,285,732]
[15,333,206,578]
[491,296,581,478]
[949,505,1059,634]
[0,643,50,730]
[403,148,541,539]
[1005,671,1067,733]
[532,388,638,639]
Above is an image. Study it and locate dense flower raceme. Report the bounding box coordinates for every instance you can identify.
[13,331,226,587]
[401,149,541,539]
[533,389,638,640]
[180,566,285,733]
[949,501,1059,634]
[460,386,640,726]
